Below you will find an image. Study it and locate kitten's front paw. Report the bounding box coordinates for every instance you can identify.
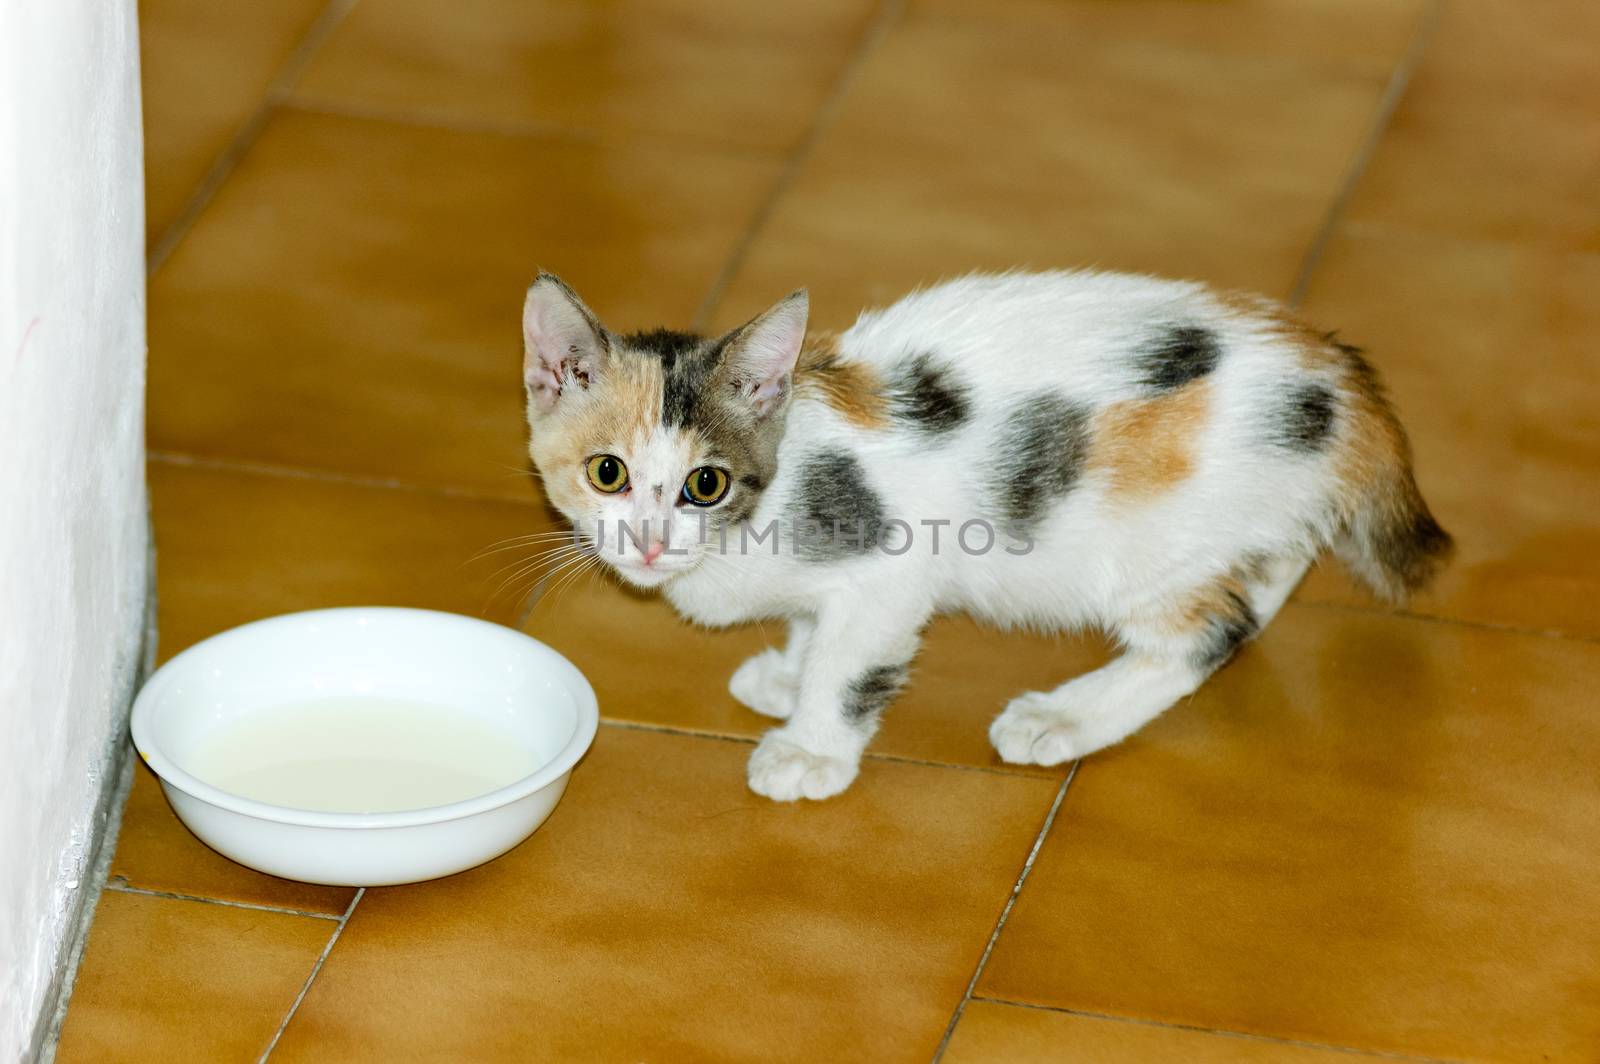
[729,649,799,720]
[747,732,858,802]
[990,693,1092,766]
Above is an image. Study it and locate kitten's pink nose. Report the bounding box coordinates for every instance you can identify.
[642,540,666,566]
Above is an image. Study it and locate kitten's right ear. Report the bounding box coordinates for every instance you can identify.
[523,273,609,414]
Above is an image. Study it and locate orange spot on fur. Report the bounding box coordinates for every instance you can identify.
[1090,380,1211,498]
[796,333,888,429]
[528,353,663,515]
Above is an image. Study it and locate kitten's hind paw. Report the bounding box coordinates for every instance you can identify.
[747,733,858,801]
[990,694,1092,766]
[729,649,799,720]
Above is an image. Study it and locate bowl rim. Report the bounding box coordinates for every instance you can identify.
[130,606,599,829]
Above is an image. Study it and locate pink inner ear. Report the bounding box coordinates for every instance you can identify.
[739,372,790,417]
[727,291,807,417]
[524,278,604,412]
[527,359,564,406]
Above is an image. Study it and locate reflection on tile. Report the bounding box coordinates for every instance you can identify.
[148,108,779,493]
[55,890,331,1063]
[139,0,326,247]
[110,766,355,915]
[1295,229,1600,636]
[524,572,1105,772]
[271,727,1058,1062]
[149,459,555,660]
[295,0,878,151]
[1342,0,1600,251]
[712,8,1392,330]
[945,1001,1393,1063]
[979,605,1600,1061]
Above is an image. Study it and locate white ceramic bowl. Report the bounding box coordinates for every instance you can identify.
[130,607,598,886]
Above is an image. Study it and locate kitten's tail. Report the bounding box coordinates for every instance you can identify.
[1329,349,1454,603]
[1335,468,1454,602]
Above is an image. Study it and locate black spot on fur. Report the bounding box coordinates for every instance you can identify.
[622,328,702,367]
[843,664,907,724]
[1341,344,1388,401]
[1275,384,1337,452]
[887,354,970,435]
[720,476,769,526]
[722,489,759,526]
[1193,589,1258,673]
[794,450,884,561]
[996,393,1092,532]
[1139,325,1222,391]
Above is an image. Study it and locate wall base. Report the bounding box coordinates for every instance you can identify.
[27,539,157,1064]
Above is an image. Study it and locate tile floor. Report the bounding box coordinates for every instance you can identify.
[56,0,1599,1060]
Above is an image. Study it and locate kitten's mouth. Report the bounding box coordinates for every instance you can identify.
[608,557,686,589]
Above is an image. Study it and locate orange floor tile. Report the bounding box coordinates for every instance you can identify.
[59,0,1600,1059]
[139,0,328,254]
[268,727,1058,1062]
[941,1002,1398,1064]
[54,891,336,1063]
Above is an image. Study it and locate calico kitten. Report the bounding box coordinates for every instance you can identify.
[521,271,1450,801]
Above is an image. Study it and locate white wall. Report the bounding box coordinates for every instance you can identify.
[0,1,150,1057]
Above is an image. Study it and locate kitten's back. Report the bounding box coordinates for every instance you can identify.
[813,270,1450,602]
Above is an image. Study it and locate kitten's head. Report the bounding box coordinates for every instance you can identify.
[522,273,807,588]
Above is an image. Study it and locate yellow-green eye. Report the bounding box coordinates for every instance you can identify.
[585,454,628,493]
[682,466,729,506]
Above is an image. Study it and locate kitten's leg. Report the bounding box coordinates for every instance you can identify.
[1246,554,1310,627]
[991,558,1309,766]
[729,616,815,721]
[747,598,926,802]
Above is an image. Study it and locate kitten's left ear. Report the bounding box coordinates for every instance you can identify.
[523,272,609,414]
[718,289,808,419]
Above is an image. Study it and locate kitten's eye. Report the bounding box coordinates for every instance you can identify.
[585,454,628,494]
[681,466,729,506]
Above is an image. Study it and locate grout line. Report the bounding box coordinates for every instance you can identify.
[867,748,1056,780]
[263,0,361,101]
[597,718,1064,780]
[513,573,554,629]
[144,104,272,273]
[145,0,360,274]
[512,548,616,627]
[258,887,365,1062]
[104,880,344,921]
[1289,595,1600,646]
[149,457,1600,648]
[965,999,1459,1064]
[147,449,541,507]
[1286,0,1445,308]
[931,764,1078,1063]
[1328,214,1573,256]
[283,93,782,162]
[691,0,906,331]
[600,718,758,747]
